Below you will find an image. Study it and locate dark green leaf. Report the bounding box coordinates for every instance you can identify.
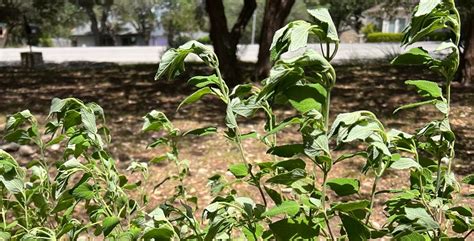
[267,144,304,158]
[267,168,306,186]
[183,126,217,137]
[340,213,370,241]
[326,178,360,196]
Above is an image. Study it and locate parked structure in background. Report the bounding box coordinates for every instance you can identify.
[71,22,150,47]
[0,23,6,47]
[363,4,410,33]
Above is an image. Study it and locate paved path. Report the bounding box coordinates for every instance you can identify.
[0,42,441,65]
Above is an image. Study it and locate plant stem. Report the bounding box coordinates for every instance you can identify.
[365,175,380,225]
[236,127,268,207]
[321,171,335,241]
[324,90,331,132]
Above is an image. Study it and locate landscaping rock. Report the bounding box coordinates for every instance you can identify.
[0,143,20,152]
[18,145,35,156]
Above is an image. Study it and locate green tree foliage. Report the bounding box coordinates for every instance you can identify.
[0,0,83,47]
[159,0,206,48]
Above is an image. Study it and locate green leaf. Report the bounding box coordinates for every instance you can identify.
[269,218,320,240]
[391,158,422,170]
[143,228,174,241]
[448,206,472,217]
[326,178,360,196]
[80,108,97,134]
[273,159,306,171]
[415,0,442,17]
[228,163,248,178]
[0,177,24,194]
[155,40,217,80]
[264,186,282,205]
[340,213,370,241]
[284,84,326,113]
[263,201,300,217]
[394,231,427,241]
[267,144,304,158]
[183,126,217,137]
[267,168,306,186]
[462,174,474,185]
[307,8,339,42]
[49,98,67,115]
[405,207,439,230]
[391,47,433,66]
[263,116,301,138]
[102,216,120,236]
[187,75,219,88]
[288,21,312,51]
[405,80,442,98]
[72,183,95,200]
[394,99,437,113]
[177,87,213,110]
[331,200,370,213]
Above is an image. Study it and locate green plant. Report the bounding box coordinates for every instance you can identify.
[388,0,473,239]
[1,1,472,240]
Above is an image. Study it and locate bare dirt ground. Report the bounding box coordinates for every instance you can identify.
[0,62,473,230]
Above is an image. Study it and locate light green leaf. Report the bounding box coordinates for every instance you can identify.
[288,22,312,51]
[405,80,442,98]
[307,8,339,42]
[187,75,219,88]
[0,177,24,194]
[415,0,441,17]
[228,163,248,178]
[391,158,422,170]
[80,108,97,134]
[394,99,437,113]
[263,201,300,217]
[391,47,433,66]
[177,87,213,110]
[284,84,326,113]
[102,216,120,236]
[155,40,217,80]
[405,207,439,230]
[72,183,95,200]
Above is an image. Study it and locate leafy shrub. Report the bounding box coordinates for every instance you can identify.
[1,0,473,240]
[367,32,403,42]
[361,23,380,37]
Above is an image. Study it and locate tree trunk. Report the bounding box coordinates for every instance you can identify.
[463,16,474,86]
[255,0,295,79]
[84,7,101,46]
[205,0,256,86]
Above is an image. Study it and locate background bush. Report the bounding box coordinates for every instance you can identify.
[367,32,403,42]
